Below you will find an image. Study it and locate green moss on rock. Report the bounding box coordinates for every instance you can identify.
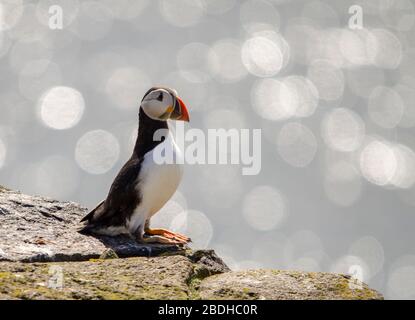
[198,269,383,300]
[0,251,383,300]
[0,255,192,300]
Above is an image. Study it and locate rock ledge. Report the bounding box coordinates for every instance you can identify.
[0,187,383,300]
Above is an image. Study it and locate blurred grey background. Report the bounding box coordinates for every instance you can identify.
[1,0,415,299]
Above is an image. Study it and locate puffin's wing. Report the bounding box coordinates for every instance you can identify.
[80,200,105,222]
[80,157,144,225]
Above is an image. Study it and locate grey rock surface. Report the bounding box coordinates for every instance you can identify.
[0,188,182,262]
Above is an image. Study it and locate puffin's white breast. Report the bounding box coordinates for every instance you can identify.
[128,133,183,234]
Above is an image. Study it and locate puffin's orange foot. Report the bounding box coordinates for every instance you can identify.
[140,234,183,245]
[144,228,191,244]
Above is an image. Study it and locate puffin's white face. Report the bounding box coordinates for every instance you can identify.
[141,88,189,122]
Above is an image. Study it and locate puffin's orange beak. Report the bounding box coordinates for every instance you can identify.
[176,96,190,122]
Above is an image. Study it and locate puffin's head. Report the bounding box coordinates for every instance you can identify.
[140,87,189,122]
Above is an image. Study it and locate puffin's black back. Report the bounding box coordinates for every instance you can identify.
[80,105,169,232]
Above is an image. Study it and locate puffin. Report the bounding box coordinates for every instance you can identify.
[80,87,191,245]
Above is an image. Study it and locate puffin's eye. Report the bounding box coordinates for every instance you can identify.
[156,92,163,101]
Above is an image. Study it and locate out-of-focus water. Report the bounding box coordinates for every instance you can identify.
[1,0,415,299]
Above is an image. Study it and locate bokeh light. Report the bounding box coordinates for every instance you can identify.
[0,31,12,59]
[9,40,53,72]
[379,0,415,32]
[208,39,248,83]
[102,0,149,21]
[388,266,415,299]
[368,86,404,129]
[159,0,204,28]
[69,1,113,41]
[32,155,80,200]
[18,59,62,101]
[198,164,243,210]
[346,66,385,99]
[177,42,212,83]
[75,130,120,175]
[0,0,23,31]
[251,79,298,121]
[170,209,213,249]
[162,70,209,113]
[387,255,415,299]
[390,144,415,189]
[240,0,280,32]
[105,67,151,109]
[242,185,288,231]
[396,82,415,128]
[251,29,290,68]
[301,1,340,28]
[214,244,238,270]
[398,184,415,208]
[348,236,385,278]
[277,122,317,168]
[200,0,235,15]
[281,75,319,118]
[81,51,125,92]
[233,260,264,271]
[293,257,322,272]
[339,28,373,67]
[205,94,240,115]
[367,28,402,69]
[284,21,317,66]
[359,139,397,186]
[322,108,365,152]
[151,199,186,230]
[0,138,6,169]
[284,230,325,271]
[241,35,284,77]
[251,233,287,269]
[331,255,370,283]
[38,86,85,130]
[8,4,45,43]
[0,0,414,299]
[204,108,246,131]
[305,28,346,69]
[307,60,345,101]
[324,161,362,207]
